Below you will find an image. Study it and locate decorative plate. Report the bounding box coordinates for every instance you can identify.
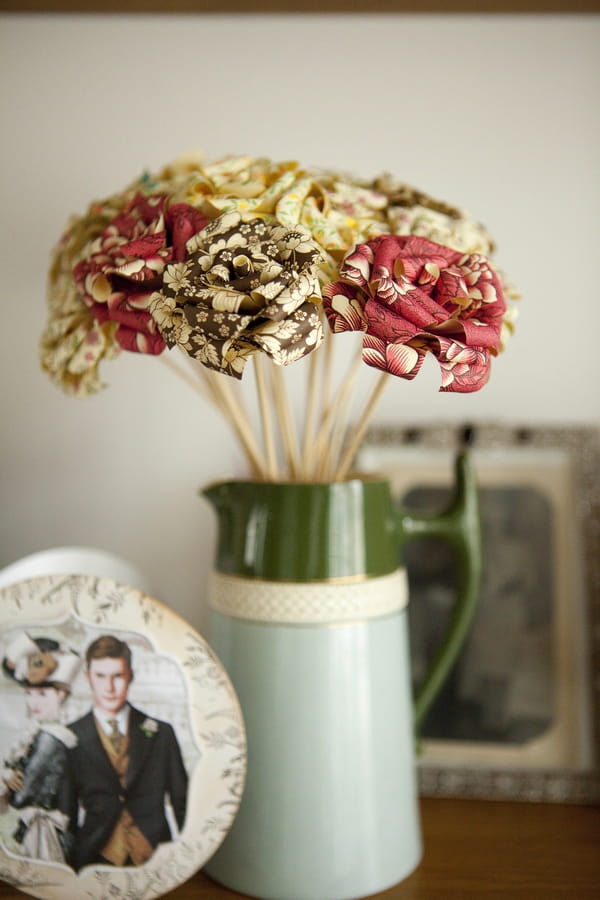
[0,574,246,900]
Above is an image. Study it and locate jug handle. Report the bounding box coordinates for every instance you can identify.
[393,451,482,734]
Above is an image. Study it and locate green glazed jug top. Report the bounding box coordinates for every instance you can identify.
[202,474,401,582]
[202,453,480,583]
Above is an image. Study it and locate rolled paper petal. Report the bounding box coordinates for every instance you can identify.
[364,299,421,343]
[83,290,166,354]
[40,298,120,396]
[434,337,491,393]
[322,282,367,333]
[339,242,375,291]
[362,334,424,379]
[114,327,165,355]
[166,203,209,261]
[248,302,323,367]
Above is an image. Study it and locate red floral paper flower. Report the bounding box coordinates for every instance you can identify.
[323,234,506,392]
[73,193,208,354]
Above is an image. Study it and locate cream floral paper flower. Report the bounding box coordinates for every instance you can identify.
[40,190,133,395]
[162,155,391,284]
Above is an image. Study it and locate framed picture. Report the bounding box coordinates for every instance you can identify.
[0,574,246,900]
[358,423,600,803]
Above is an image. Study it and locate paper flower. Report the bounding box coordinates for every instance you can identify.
[323,234,506,393]
[149,211,323,378]
[373,174,496,257]
[41,189,136,395]
[73,192,208,354]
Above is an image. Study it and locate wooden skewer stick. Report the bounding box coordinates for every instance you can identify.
[321,403,354,482]
[319,326,335,425]
[176,351,267,479]
[161,351,215,403]
[300,348,321,479]
[312,342,364,480]
[270,363,301,480]
[254,355,279,481]
[336,372,390,481]
[206,368,267,479]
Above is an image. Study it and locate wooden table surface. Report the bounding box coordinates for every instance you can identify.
[1,797,599,899]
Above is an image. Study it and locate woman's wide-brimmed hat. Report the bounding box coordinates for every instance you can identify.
[2,631,81,691]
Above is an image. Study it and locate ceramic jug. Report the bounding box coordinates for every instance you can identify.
[202,452,481,900]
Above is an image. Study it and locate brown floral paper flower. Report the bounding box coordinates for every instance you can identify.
[150,211,323,378]
[323,234,506,393]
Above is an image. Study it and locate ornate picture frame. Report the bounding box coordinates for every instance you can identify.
[358,423,600,803]
[0,574,246,900]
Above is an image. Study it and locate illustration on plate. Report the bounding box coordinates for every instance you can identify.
[1,627,192,872]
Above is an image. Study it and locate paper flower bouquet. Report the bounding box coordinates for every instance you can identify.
[41,152,517,481]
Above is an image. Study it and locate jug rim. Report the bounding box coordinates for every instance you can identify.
[201,470,390,493]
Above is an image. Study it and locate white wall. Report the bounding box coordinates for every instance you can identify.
[1,14,599,628]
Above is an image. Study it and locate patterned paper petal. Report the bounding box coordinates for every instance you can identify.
[177,157,301,216]
[364,297,421,343]
[434,337,491,392]
[40,291,120,397]
[322,282,367,334]
[362,334,424,379]
[339,242,376,292]
[249,303,323,366]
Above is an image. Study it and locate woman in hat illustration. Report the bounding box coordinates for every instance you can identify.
[1,631,81,864]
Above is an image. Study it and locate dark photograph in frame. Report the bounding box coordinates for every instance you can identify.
[358,423,600,804]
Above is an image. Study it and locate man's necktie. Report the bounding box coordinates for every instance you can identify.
[108,718,124,754]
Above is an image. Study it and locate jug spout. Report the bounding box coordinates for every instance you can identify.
[202,479,236,512]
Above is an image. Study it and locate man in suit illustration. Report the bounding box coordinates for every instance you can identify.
[60,635,188,870]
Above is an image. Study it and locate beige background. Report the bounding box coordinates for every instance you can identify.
[0,13,599,628]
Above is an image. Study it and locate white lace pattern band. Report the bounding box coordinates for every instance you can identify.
[208,568,408,625]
